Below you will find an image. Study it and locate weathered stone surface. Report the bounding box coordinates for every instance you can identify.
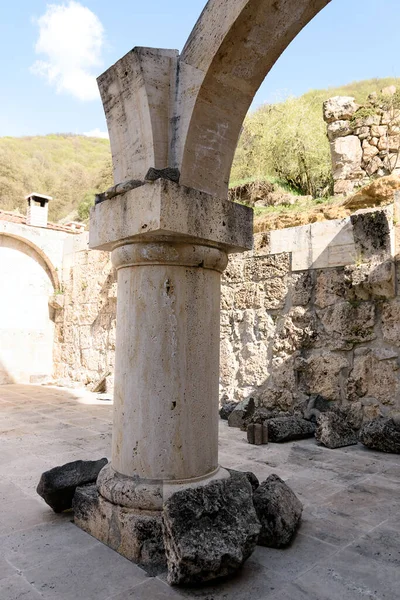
[330,136,362,180]
[315,269,346,308]
[359,418,400,453]
[327,120,352,141]
[73,484,166,570]
[345,260,395,301]
[37,458,108,513]
[298,352,349,401]
[162,473,260,585]
[219,401,237,420]
[347,353,400,405]
[253,474,303,548]
[318,301,376,348]
[228,397,255,428]
[345,175,400,209]
[267,416,315,443]
[323,96,358,123]
[291,271,313,306]
[382,299,400,344]
[315,412,358,449]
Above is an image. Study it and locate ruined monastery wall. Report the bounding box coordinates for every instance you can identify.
[53,233,116,387]
[220,200,400,423]
[54,200,400,423]
[325,88,400,196]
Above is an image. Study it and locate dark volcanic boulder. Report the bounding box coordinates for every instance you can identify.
[219,401,237,420]
[315,412,358,449]
[359,418,400,454]
[253,474,303,548]
[162,471,260,585]
[228,397,255,429]
[37,458,108,513]
[267,416,315,442]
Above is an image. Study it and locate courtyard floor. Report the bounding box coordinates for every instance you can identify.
[0,384,399,600]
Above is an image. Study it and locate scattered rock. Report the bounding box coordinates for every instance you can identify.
[228,397,255,429]
[359,418,400,454]
[315,412,358,449]
[162,472,260,585]
[253,474,303,548]
[219,401,237,420]
[267,416,315,443]
[227,468,260,492]
[37,458,108,513]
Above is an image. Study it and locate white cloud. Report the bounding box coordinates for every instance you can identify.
[83,128,109,139]
[31,1,105,101]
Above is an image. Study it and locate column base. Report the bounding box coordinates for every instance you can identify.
[73,470,261,584]
[73,484,166,574]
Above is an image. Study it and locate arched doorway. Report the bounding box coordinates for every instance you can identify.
[0,234,56,384]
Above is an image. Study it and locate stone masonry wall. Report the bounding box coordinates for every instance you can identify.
[54,200,400,424]
[53,234,116,387]
[220,201,400,423]
[325,86,400,196]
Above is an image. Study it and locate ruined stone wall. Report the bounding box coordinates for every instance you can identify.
[325,87,400,196]
[53,233,116,387]
[54,200,400,425]
[220,202,400,423]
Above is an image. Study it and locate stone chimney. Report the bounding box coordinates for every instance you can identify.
[25,193,52,227]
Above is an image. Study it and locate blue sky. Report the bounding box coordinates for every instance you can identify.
[0,0,398,138]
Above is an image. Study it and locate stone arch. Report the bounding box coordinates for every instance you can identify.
[177,0,331,198]
[98,0,332,202]
[0,233,59,384]
[0,233,60,291]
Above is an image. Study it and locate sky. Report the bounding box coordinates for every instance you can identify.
[0,0,398,138]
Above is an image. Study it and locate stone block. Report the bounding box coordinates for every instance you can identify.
[330,136,362,180]
[290,271,313,306]
[315,412,358,449]
[317,301,376,349]
[90,179,253,253]
[382,299,400,344]
[298,352,349,402]
[359,418,400,453]
[162,473,260,585]
[73,485,166,570]
[247,422,268,445]
[37,458,108,513]
[243,253,290,280]
[323,96,358,123]
[347,353,400,406]
[327,120,353,141]
[228,397,255,429]
[266,416,315,442]
[253,474,303,548]
[315,269,346,308]
[219,401,237,421]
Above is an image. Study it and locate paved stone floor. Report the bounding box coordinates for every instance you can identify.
[0,384,399,600]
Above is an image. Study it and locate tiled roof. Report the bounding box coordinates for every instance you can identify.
[0,210,82,233]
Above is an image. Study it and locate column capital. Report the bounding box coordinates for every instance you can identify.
[89,179,253,254]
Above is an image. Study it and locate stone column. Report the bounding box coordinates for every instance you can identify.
[74,179,253,567]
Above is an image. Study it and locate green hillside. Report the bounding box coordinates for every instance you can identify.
[231,76,400,197]
[0,77,399,222]
[0,134,112,221]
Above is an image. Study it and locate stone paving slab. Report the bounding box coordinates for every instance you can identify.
[0,384,400,600]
